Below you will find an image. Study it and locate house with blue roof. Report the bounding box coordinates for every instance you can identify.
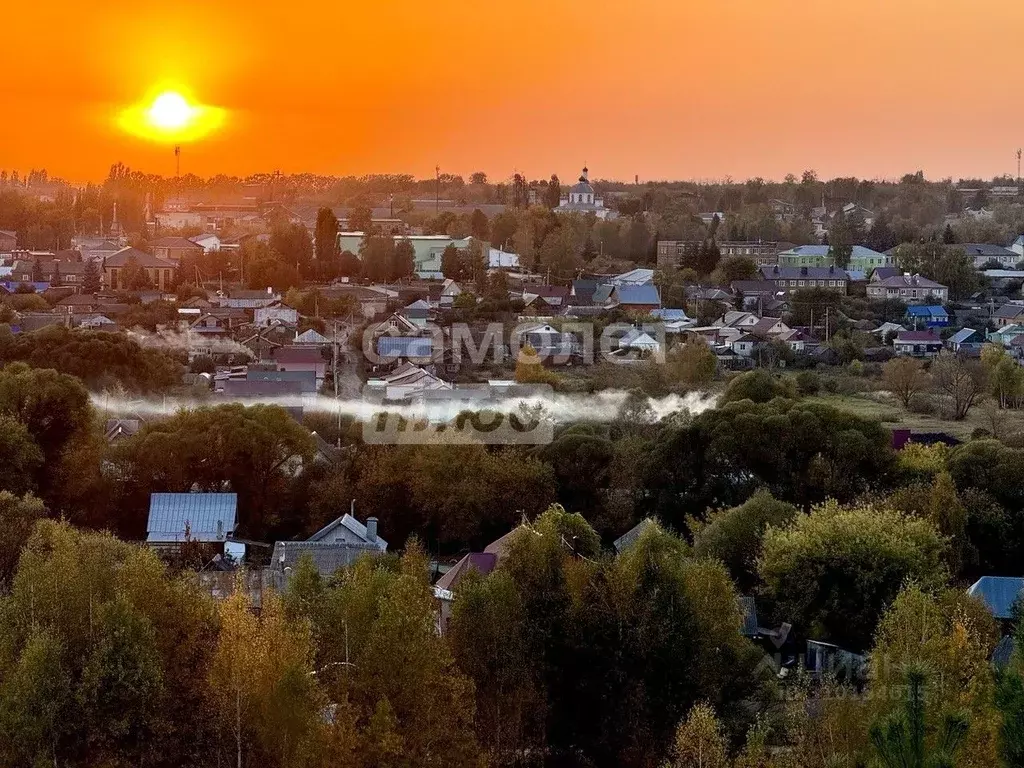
[147,493,237,549]
[968,576,1024,620]
[777,244,890,273]
[608,283,661,313]
[904,305,949,328]
[376,335,434,365]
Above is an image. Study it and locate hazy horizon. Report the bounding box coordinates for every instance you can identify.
[6,0,1024,184]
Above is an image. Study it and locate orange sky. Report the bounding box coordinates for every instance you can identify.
[4,0,1024,184]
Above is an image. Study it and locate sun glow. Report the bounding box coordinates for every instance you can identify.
[119,87,226,143]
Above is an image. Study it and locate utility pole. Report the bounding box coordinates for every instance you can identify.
[1017,149,1021,185]
[174,145,181,178]
[333,318,340,447]
[435,165,440,213]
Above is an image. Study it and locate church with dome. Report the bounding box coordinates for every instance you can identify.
[555,167,617,220]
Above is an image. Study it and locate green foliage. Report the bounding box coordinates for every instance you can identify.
[111,404,315,539]
[759,501,947,650]
[647,398,893,525]
[692,489,798,591]
[720,369,796,404]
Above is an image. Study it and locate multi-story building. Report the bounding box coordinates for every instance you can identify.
[657,240,782,269]
[759,265,849,294]
[866,273,948,304]
[777,244,889,273]
[102,247,176,291]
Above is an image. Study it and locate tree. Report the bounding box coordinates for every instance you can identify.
[314,206,339,262]
[347,205,373,234]
[716,255,758,283]
[720,369,795,404]
[932,351,985,420]
[544,174,561,209]
[942,223,956,244]
[122,254,153,290]
[82,258,101,293]
[270,223,314,278]
[286,547,480,768]
[870,584,999,767]
[469,208,489,240]
[669,341,717,387]
[883,357,929,408]
[692,489,798,591]
[668,703,728,768]
[759,501,947,650]
[470,171,487,185]
[0,415,43,496]
[982,344,1023,408]
[0,491,43,585]
[440,243,463,280]
[209,586,324,768]
[389,238,415,281]
[996,608,1024,768]
[359,235,396,283]
[870,664,970,768]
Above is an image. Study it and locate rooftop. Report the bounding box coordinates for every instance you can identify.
[147,493,237,543]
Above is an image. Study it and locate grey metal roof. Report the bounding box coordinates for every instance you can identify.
[308,513,388,550]
[993,635,1017,669]
[612,283,661,306]
[147,493,237,543]
[613,518,658,553]
[271,541,381,577]
[246,369,318,392]
[968,576,1024,619]
[947,328,979,344]
[958,243,1015,257]
[377,336,433,358]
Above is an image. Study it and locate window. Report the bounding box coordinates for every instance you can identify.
[829,280,836,287]
[798,280,805,287]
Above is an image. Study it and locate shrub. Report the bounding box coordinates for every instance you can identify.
[795,370,821,396]
[907,392,937,415]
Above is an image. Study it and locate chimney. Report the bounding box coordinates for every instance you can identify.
[366,516,378,543]
[216,519,224,540]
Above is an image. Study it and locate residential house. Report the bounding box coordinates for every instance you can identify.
[904,305,949,329]
[1012,235,1024,259]
[608,268,655,286]
[866,274,949,304]
[271,514,387,578]
[488,247,520,269]
[731,334,757,358]
[777,244,889,273]
[254,302,299,328]
[523,285,571,313]
[104,418,142,444]
[987,323,1024,347]
[894,330,943,358]
[293,328,332,347]
[246,369,319,394]
[715,310,760,332]
[365,362,453,400]
[270,346,328,388]
[993,302,1024,328]
[103,247,176,291]
[146,492,237,549]
[959,243,1018,269]
[189,233,221,253]
[759,265,849,293]
[401,299,432,326]
[149,236,204,263]
[967,576,1024,621]
[750,316,790,338]
[439,279,463,308]
[946,328,985,356]
[434,526,522,631]
[215,289,281,309]
[617,328,661,355]
[776,328,809,352]
[608,283,661,314]
[376,335,435,367]
[517,322,582,361]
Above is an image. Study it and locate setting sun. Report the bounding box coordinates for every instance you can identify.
[118,86,226,144]
[147,91,193,130]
